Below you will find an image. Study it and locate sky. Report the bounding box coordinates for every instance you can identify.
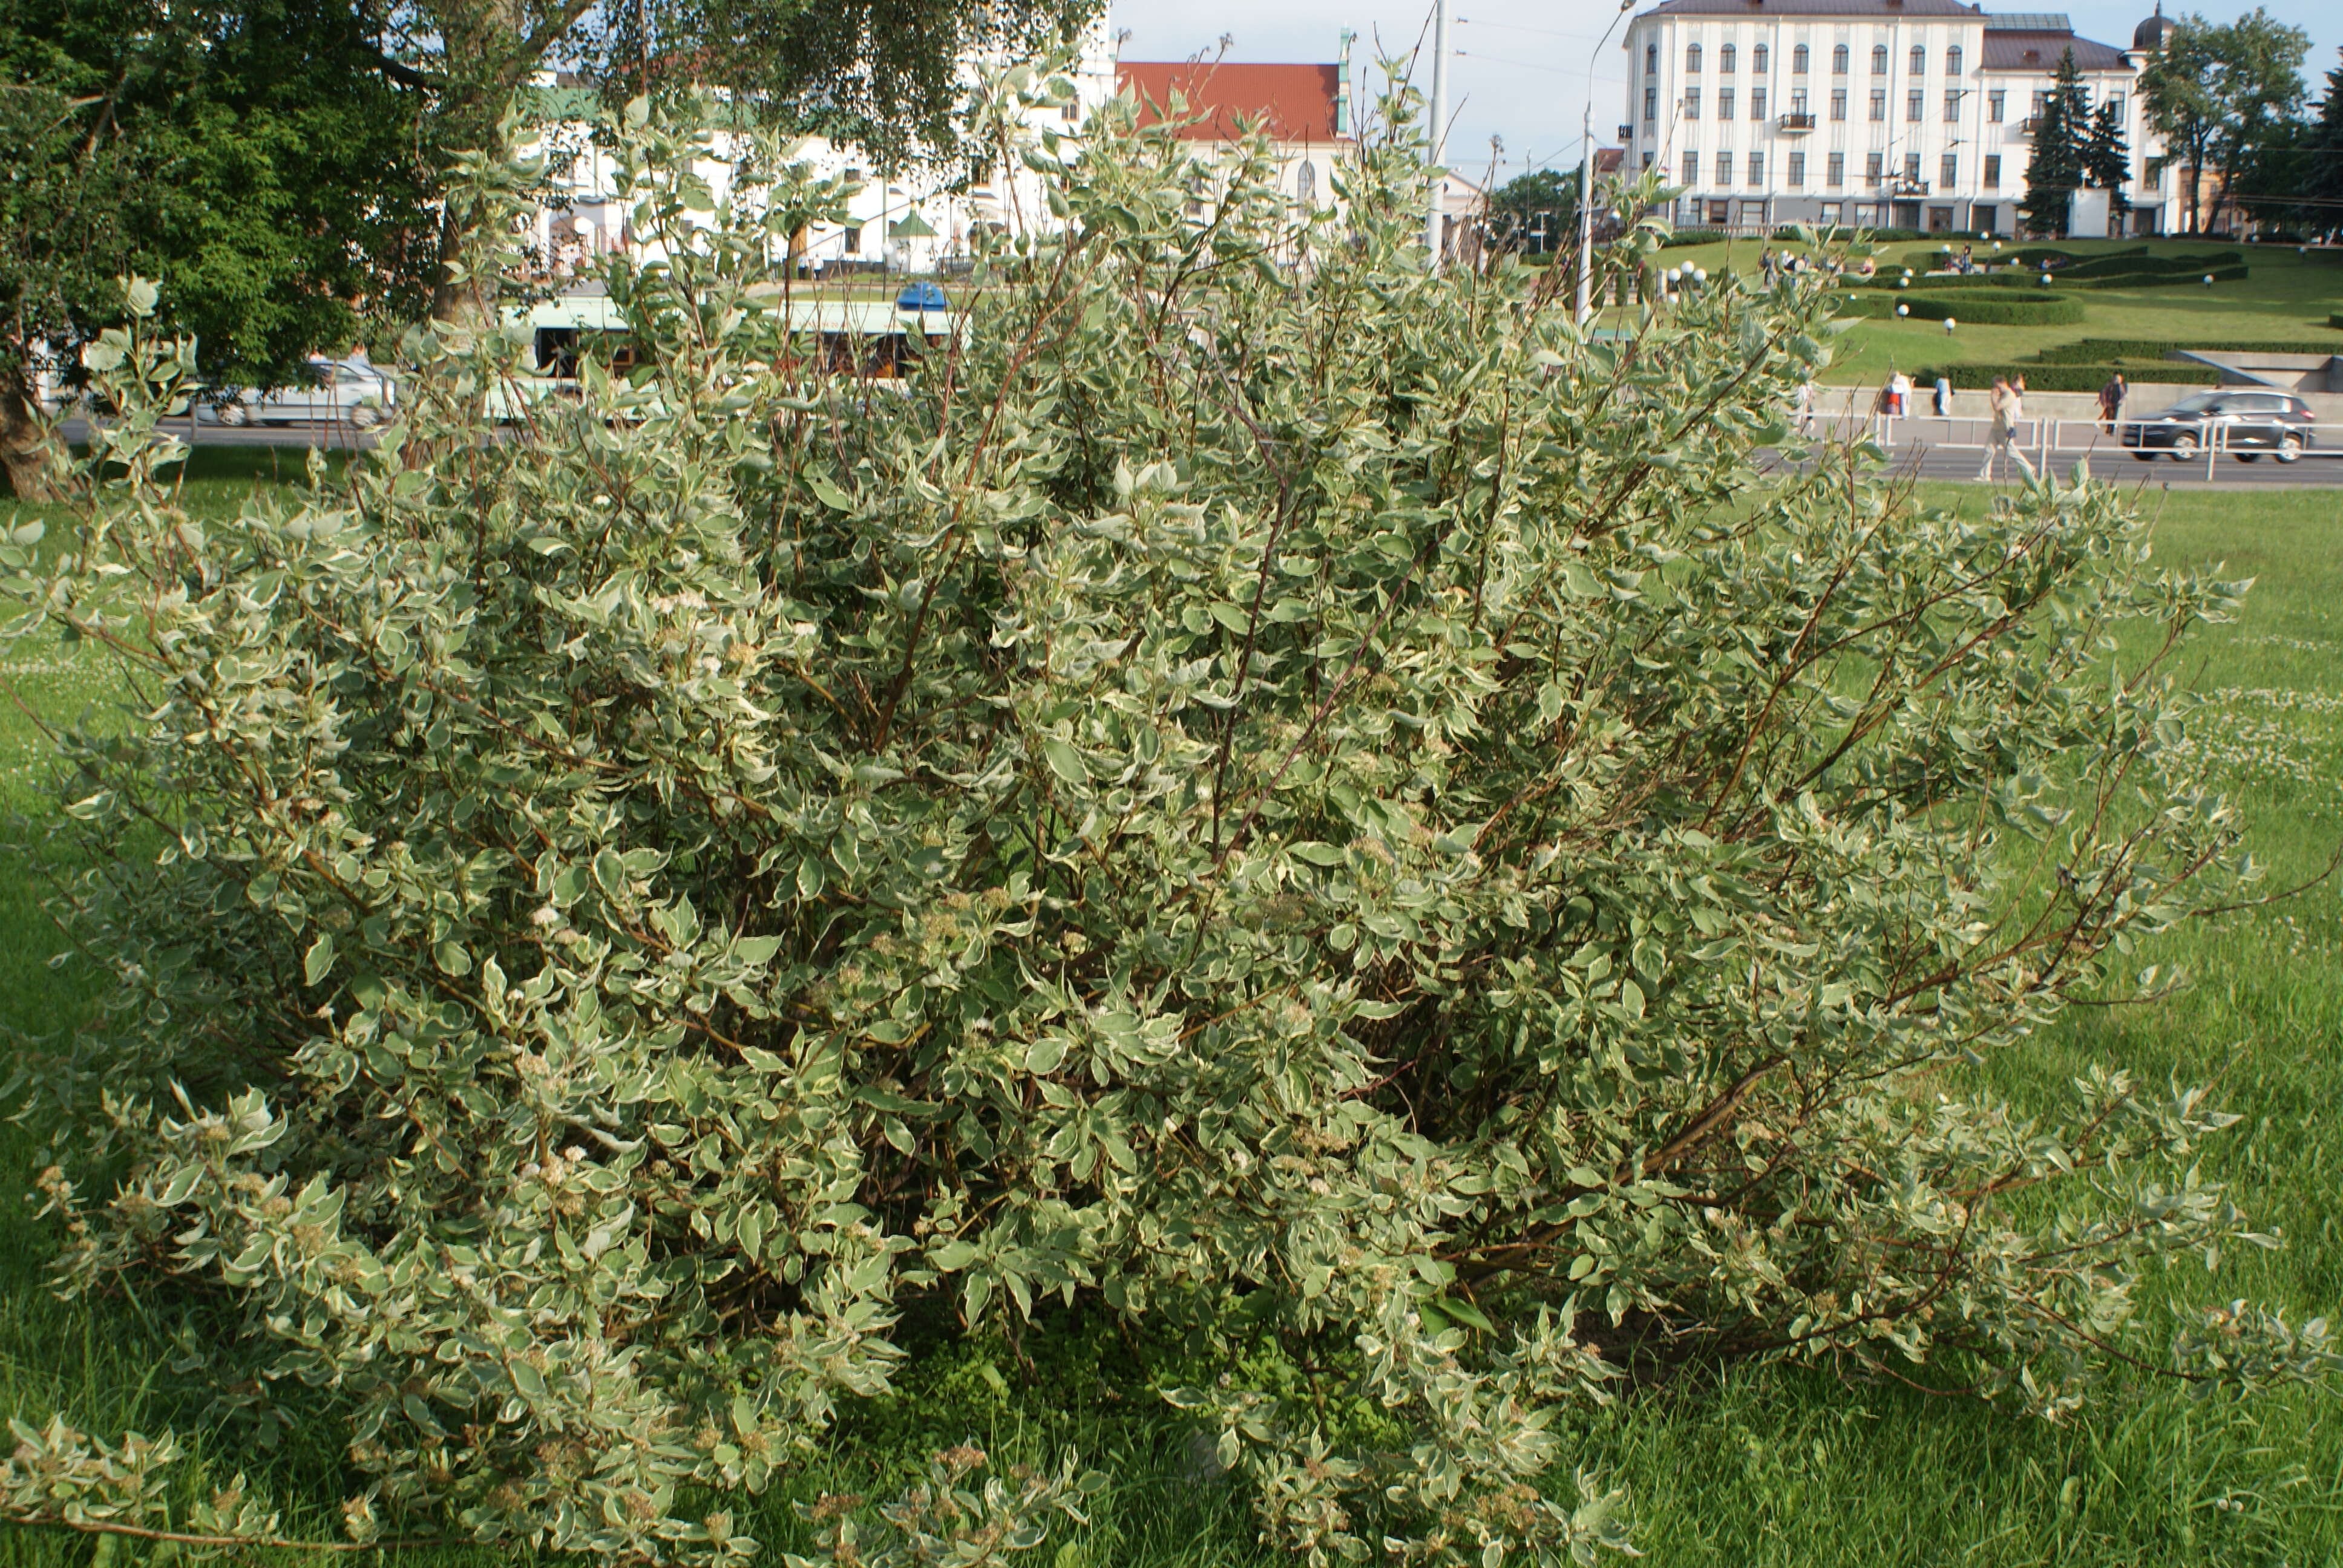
[1113,0,2343,190]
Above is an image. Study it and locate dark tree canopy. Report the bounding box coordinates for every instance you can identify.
[2019,48,2089,237]
[0,0,432,495]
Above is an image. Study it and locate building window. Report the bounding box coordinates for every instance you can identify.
[1904,152,1921,183]
[1788,151,1806,186]
[1866,151,1883,184]
[1718,151,1735,185]
[1682,151,1699,185]
[1944,89,1961,122]
[1297,160,1316,203]
[1827,151,1845,185]
[1794,44,1810,73]
[1709,199,1731,225]
[1720,43,1737,72]
[1645,86,1658,122]
[1947,45,1963,74]
[1062,100,1079,122]
[1832,43,1849,74]
[1984,154,2001,188]
[1754,43,1769,73]
[1870,44,1887,74]
[1941,152,1958,188]
[1686,88,1702,119]
[1792,88,1808,116]
[1719,88,1735,119]
[2032,90,2049,117]
[1687,43,1702,71]
[844,224,862,253]
[1748,151,1765,184]
[1870,88,1886,121]
[2108,93,2125,117]
[1988,90,2005,122]
[1910,45,1925,74]
[1830,87,1847,120]
[2146,162,2162,190]
[1908,88,1923,121]
[1646,42,1658,74]
[1752,88,1767,119]
[1821,200,1843,223]
[1642,149,1654,170]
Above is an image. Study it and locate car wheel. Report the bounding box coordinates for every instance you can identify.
[2131,452,2157,462]
[217,402,250,428]
[2235,452,2259,463]
[2276,433,2304,464]
[2170,433,2199,460]
[350,403,382,430]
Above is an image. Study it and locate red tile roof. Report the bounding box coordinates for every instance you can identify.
[1116,62,1346,143]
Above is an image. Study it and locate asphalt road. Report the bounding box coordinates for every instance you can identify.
[62,417,2343,489]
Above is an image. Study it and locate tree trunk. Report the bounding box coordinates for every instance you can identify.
[0,368,67,503]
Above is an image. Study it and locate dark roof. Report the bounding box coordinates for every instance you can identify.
[1981,30,2131,70]
[2132,5,2177,51]
[1641,0,1982,15]
[1116,62,1346,143]
[1984,13,2071,29]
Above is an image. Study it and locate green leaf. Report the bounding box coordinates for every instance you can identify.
[1042,739,1087,784]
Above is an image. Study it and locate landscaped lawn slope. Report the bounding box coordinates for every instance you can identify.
[1628,237,2343,385]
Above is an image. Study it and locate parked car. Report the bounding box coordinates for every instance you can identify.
[2120,388,2315,463]
[894,282,950,314]
[200,358,395,429]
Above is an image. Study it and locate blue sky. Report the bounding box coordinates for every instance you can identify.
[1113,0,2343,188]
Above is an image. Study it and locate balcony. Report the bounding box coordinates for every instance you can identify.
[2016,116,2043,137]
[1777,112,1817,132]
[1890,178,1932,196]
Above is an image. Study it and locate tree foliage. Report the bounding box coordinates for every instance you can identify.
[0,0,432,497]
[1489,166,1581,255]
[6,79,2332,1567]
[2142,9,2310,234]
[2081,101,2132,215]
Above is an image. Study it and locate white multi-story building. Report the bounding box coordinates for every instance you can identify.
[1619,0,2181,237]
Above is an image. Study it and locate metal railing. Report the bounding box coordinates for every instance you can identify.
[1795,409,2335,480]
[1777,112,1817,131]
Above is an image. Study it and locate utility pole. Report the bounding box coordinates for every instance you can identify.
[1426,0,1450,267]
[1578,1,1639,323]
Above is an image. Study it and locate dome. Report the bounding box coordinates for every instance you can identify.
[2133,4,2177,53]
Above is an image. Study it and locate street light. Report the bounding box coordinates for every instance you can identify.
[1576,0,1637,324]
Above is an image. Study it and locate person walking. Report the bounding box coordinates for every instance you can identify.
[1979,376,2036,482]
[1761,246,1778,286]
[1794,377,1815,436]
[1934,374,1953,417]
[1889,368,1912,418]
[2097,372,2126,434]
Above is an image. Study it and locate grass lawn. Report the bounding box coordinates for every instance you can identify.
[1601,237,2343,385]
[0,459,2338,1564]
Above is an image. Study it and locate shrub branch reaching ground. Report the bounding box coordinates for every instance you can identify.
[2,77,2330,1567]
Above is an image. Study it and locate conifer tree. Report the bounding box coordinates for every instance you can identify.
[2020,47,2088,236]
[2083,100,2134,215]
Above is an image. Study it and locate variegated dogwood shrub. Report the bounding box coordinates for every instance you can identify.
[7,80,2329,1567]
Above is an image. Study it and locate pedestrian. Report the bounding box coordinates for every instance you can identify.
[2097,371,2126,434]
[1958,243,1974,274]
[1979,376,2037,482]
[1934,374,1953,416]
[1794,377,1815,436]
[1889,368,1912,418]
[1761,246,1778,285]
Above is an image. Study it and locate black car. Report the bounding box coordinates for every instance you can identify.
[2121,389,2315,463]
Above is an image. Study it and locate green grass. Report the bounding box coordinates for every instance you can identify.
[1604,238,2343,385]
[0,475,2338,1564]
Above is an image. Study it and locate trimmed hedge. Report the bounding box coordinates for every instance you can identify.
[1912,362,2227,392]
[2333,312,2343,330]
[1856,261,2251,292]
[2035,337,2343,364]
[1836,289,2085,325]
